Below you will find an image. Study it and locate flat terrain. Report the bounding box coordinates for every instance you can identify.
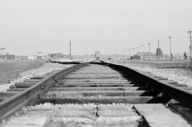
[0,61,43,85]
[1,64,191,127]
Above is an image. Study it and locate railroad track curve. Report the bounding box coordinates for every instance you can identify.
[0,61,192,127]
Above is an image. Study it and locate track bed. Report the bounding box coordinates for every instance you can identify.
[0,63,191,127]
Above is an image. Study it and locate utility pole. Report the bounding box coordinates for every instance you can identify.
[188,30,192,60]
[142,44,145,60]
[168,36,172,61]
[157,40,160,61]
[133,48,135,55]
[148,43,150,61]
[148,43,151,53]
[69,40,72,59]
[158,40,160,48]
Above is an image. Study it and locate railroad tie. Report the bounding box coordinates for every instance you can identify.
[0,63,191,127]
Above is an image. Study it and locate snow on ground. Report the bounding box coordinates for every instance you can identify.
[126,64,192,88]
[0,63,73,92]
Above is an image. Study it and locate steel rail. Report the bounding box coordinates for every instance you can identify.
[0,63,88,122]
[1,60,192,122]
[98,61,192,109]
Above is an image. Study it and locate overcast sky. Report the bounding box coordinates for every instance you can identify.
[0,0,192,55]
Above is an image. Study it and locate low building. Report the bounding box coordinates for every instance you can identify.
[0,54,16,61]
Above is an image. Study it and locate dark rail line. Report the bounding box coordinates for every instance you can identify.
[0,61,191,126]
[96,61,192,109]
[0,63,87,121]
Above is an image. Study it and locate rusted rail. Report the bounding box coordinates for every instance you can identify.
[0,61,192,126]
[0,63,88,121]
[95,61,192,109]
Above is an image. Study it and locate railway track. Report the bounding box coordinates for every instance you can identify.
[0,61,192,127]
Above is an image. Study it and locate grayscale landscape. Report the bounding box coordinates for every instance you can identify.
[0,0,192,127]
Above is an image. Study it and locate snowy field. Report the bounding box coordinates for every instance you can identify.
[118,62,192,88]
[0,62,73,92]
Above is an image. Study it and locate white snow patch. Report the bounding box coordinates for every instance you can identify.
[130,66,192,87]
[0,63,73,92]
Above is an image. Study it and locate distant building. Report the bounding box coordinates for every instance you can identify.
[28,55,37,60]
[16,56,29,61]
[130,55,140,60]
[48,53,67,58]
[94,51,100,60]
[0,54,16,61]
